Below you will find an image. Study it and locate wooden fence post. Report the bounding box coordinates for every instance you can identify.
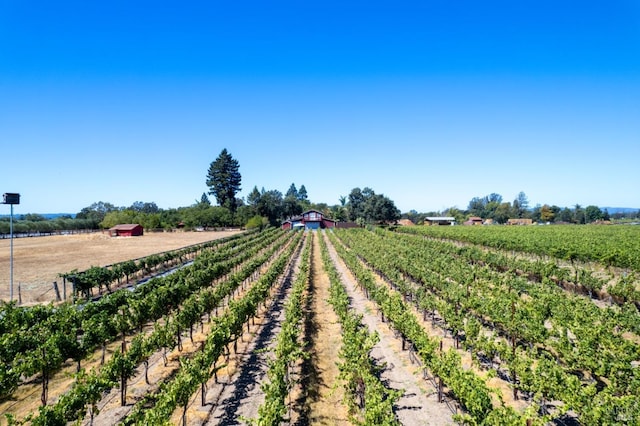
[53,282,61,302]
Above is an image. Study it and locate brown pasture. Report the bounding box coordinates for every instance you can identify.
[0,230,243,305]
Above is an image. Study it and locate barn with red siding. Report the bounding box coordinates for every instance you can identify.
[282,210,338,230]
[109,224,144,237]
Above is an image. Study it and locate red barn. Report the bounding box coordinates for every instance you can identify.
[282,210,338,230]
[109,224,144,237]
[463,217,484,226]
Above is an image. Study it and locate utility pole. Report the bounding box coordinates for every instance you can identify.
[3,193,20,302]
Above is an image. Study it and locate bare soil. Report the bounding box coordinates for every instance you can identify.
[299,233,350,425]
[0,230,242,304]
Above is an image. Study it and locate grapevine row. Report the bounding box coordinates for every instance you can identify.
[327,230,520,424]
[338,228,640,424]
[122,231,303,425]
[319,231,400,425]
[254,231,311,425]
[398,224,640,271]
[17,228,294,424]
[0,228,281,403]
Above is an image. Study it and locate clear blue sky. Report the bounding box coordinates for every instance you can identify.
[1,1,639,214]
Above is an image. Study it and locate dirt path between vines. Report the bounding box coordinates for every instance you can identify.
[298,232,350,425]
[195,235,305,425]
[196,231,352,425]
[322,231,455,425]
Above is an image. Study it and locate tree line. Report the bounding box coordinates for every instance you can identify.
[0,149,401,235]
[403,191,640,225]
[3,149,635,234]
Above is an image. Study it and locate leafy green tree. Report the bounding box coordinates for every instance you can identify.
[129,201,159,214]
[559,207,573,222]
[347,187,400,224]
[141,213,162,230]
[330,204,348,221]
[182,205,232,228]
[493,202,512,224]
[487,193,503,204]
[585,205,603,223]
[283,194,303,218]
[348,187,367,221]
[466,193,504,219]
[76,201,118,224]
[247,186,261,207]
[245,215,267,229]
[467,196,486,218]
[530,204,542,222]
[573,204,586,224]
[235,204,256,227]
[540,204,555,222]
[206,148,242,212]
[100,210,137,229]
[35,220,55,233]
[366,193,401,224]
[442,206,465,224]
[159,208,181,229]
[256,189,284,226]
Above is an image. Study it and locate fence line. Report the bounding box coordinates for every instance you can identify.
[0,229,101,239]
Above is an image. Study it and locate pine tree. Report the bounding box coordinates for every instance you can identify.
[206,149,241,212]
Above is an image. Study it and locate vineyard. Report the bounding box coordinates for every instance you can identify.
[0,225,638,425]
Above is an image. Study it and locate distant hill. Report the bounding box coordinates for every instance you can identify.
[42,213,77,219]
[0,213,76,219]
[603,207,639,214]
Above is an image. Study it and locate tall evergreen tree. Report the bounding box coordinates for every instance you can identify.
[298,185,308,202]
[198,193,211,206]
[513,191,529,218]
[285,183,299,199]
[206,149,242,212]
[247,186,261,207]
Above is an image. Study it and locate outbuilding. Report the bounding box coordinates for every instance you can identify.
[424,217,456,226]
[507,218,533,225]
[109,224,144,237]
[464,217,484,226]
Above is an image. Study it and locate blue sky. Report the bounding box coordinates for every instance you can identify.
[1,1,639,214]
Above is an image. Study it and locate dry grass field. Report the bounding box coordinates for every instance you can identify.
[0,230,243,304]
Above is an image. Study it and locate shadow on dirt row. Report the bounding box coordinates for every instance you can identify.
[292,248,320,426]
[213,260,296,425]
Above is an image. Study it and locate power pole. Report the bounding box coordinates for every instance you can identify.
[3,193,20,302]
